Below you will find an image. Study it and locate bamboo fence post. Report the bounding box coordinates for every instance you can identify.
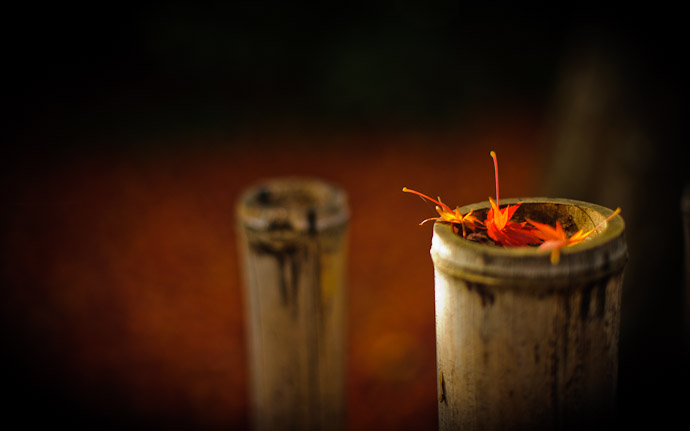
[237,178,349,431]
[431,198,626,430]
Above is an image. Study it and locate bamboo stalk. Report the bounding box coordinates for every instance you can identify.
[431,198,626,430]
[237,178,349,431]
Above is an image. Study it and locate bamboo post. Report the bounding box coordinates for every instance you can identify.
[237,178,349,431]
[431,198,626,430]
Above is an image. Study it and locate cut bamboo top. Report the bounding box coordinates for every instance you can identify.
[431,198,627,287]
[237,177,349,234]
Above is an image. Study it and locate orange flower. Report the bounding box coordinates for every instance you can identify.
[485,197,542,247]
[484,151,542,247]
[527,207,622,264]
[403,151,621,262]
[402,187,483,237]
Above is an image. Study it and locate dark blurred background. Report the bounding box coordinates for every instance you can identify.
[2,3,687,429]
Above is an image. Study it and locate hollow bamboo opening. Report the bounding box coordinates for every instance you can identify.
[432,198,626,287]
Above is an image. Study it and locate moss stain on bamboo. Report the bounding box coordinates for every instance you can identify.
[251,240,301,314]
[465,282,495,307]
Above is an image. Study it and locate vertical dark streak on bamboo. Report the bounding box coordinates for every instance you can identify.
[307,207,321,426]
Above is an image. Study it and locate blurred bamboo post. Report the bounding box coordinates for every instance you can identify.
[431,198,626,430]
[237,178,349,431]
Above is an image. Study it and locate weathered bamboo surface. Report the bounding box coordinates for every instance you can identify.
[237,178,349,431]
[432,198,626,430]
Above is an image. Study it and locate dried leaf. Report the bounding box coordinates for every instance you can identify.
[402,187,483,238]
[483,152,542,247]
[527,207,622,264]
[402,150,621,265]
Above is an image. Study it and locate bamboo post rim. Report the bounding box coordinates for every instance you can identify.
[237,177,349,233]
[431,197,627,287]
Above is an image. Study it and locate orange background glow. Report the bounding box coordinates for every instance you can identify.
[3,4,686,430]
[3,115,545,429]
